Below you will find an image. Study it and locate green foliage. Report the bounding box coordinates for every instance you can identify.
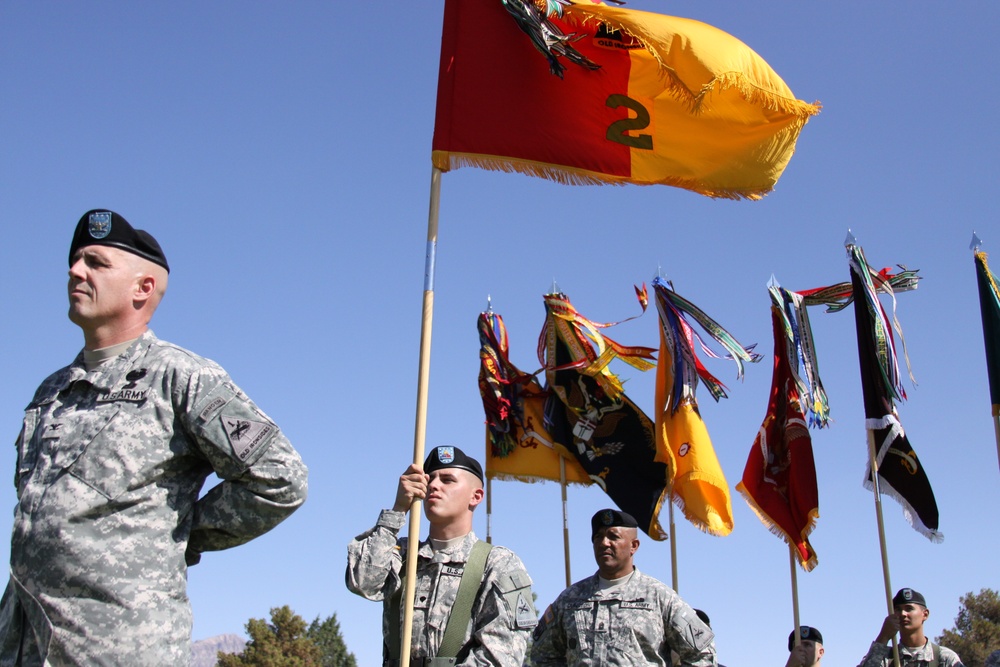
[306,614,358,667]
[218,606,323,667]
[935,588,1000,667]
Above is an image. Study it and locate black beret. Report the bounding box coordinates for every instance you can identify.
[424,446,483,483]
[788,626,823,651]
[70,209,169,273]
[591,508,638,539]
[893,588,927,608]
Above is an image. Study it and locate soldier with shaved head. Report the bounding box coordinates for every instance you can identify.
[0,209,308,665]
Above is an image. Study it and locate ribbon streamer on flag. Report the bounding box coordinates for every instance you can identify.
[652,276,760,535]
[539,292,669,539]
[432,0,820,199]
[767,282,830,429]
[478,309,591,484]
[767,265,921,430]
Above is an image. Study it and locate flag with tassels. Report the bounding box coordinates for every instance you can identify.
[539,291,669,539]
[766,264,923,429]
[974,250,1000,417]
[652,276,760,536]
[737,283,819,570]
[849,245,942,542]
[432,0,820,200]
[478,309,592,484]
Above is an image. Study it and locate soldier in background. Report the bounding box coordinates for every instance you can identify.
[346,445,537,666]
[530,509,716,666]
[0,209,308,665]
[857,588,964,667]
[785,626,824,667]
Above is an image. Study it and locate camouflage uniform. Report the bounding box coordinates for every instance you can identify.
[346,509,537,666]
[530,568,716,666]
[857,641,964,667]
[0,331,308,666]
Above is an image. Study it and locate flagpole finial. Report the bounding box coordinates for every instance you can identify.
[652,265,671,288]
[844,229,858,249]
[486,294,493,314]
[970,231,983,252]
[767,274,779,289]
[550,279,560,295]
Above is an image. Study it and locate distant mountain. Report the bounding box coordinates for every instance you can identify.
[191,634,247,667]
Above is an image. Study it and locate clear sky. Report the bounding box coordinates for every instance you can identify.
[2,2,998,666]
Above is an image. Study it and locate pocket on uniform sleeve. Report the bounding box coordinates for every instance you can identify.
[498,571,537,629]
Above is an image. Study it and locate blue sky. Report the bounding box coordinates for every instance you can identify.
[2,2,998,665]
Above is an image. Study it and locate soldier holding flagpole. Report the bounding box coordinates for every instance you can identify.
[347,446,537,666]
[856,588,964,667]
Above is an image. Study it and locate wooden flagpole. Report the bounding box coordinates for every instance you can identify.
[399,166,442,667]
[789,546,801,648]
[993,414,1000,474]
[867,428,902,667]
[560,457,571,587]
[486,476,493,545]
[669,481,678,592]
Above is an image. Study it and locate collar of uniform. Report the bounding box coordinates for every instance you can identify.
[25,332,153,408]
[77,330,156,392]
[585,566,644,601]
[899,640,933,659]
[418,531,479,564]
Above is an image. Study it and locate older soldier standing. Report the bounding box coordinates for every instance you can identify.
[346,445,537,666]
[0,210,308,665]
[531,509,716,666]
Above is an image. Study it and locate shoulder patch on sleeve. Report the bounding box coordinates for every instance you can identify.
[515,591,537,629]
[222,414,276,462]
[496,570,536,629]
[188,381,280,469]
[683,610,715,652]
